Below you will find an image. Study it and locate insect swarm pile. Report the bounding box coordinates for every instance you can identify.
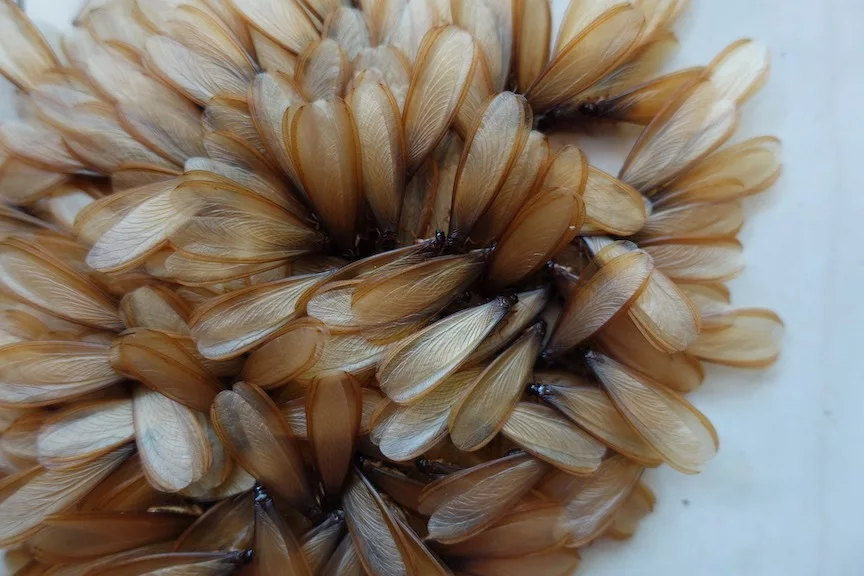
[0,0,783,574]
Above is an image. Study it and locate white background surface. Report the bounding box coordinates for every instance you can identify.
[8,0,864,574]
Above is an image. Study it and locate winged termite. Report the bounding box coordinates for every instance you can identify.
[387,0,439,64]
[619,79,739,194]
[174,490,254,552]
[552,453,642,546]
[580,68,704,125]
[526,4,645,112]
[532,371,662,466]
[320,533,364,576]
[87,550,244,575]
[606,480,655,539]
[687,308,783,368]
[440,502,565,559]
[512,0,551,93]
[485,185,584,289]
[501,402,605,474]
[397,157,438,246]
[447,91,531,247]
[402,26,477,175]
[653,136,782,207]
[0,444,133,547]
[342,468,412,576]
[424,453,549,544]
[377,297,512,404]
[211,382,313,511]
[133,386,212,492]
[471,130,549,244]
[642,239,744,283]
[448,323,543,451]
[352,45,412,111]
[586,236,701,353]
[0,237,122,331]
[0,341,123,408]
[190,271,330,359]
[296,39,349,101]
[289,98,362,252]
[705,38,770,106]
[253,487,313,576]
[202,100,267,158]
[242,318,328,389]
[0,2,60,91]
[351,250,487,325]
[120,285,190,334]
[324,7,371,60]
[36,399,134,470]
[588,353,718,474]
[545,247,653,357]
[638,201,743,241]
[30,511,193,564]
[306,371,362,495]
[374,367,483,462]
[349,72,406,238]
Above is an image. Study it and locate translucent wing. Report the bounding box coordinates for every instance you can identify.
[210,382,312,511]
[0,238,122,331]
[133,386,211,492]
[297,39,349,101]
[642,239,744,283]
[513,0,551,93]
[36,399,134,470]
[486,186,584,290]
[243,318,329,389]
[449,323,544,451]
[588,353,718,474]
[654,136,782,207]
[352,251,487,325]
[440,502,565,559]
[0,445,133,546]
[425,453,549,544]
[226,0,318,54]
[619,80,738,194]
[307,372,362,494]
[687,308,783,368]
[545,248,653,357]
[0,341,123,407]
[637,201,743,240]
[342,469,411,576]
[555,454,643,546]
[706,38,770,106]
[595,313,704,393]
[377,297,511,403]
[448,92,531,246]
[29,512,192,564]
[120,286,190,334]
[581,167,646,235]
[254,492,313,576]
[375,368,483,461]
[535,371,662,466]
[0,0,60,90]
[467,287,550,364]
[527,5,645,112]
[190,272,329,359]
[174,491,254,552]
[324,7,371,60]
[403,27,477,175]
[289,99,361,251]
[501,402,606,474]
[472,130,550,244]
[349,73,406,235]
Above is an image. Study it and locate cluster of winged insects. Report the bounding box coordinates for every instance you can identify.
[0,0,784,574]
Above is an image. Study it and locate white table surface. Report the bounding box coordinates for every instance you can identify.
[8,0,864,574]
